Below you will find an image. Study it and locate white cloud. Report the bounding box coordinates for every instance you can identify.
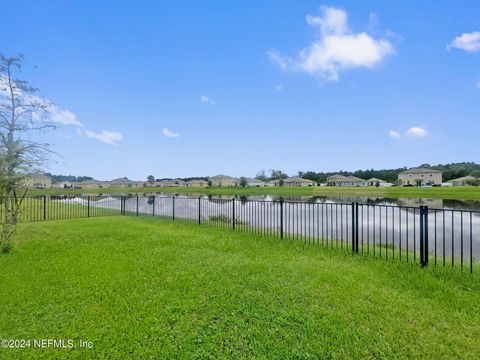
[406,127,428,138]
[46,105,83,127]
[388,130,401,139]
[268,5,394,81]
[0,75,83,127]
[84,130,123,145]
[274,84,284,92]
[447,32,480,53]
[200,95,216,106]
[162,128,180,138]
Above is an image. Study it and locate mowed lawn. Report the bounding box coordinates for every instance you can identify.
[1,217,479,359]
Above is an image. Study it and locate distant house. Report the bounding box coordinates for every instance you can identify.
[445,175,479,187]
[22,173,52,189]
[245,178,265,187]
[110,177,136,188]
[208,175,239,187]
[52,181,74,189]
[366,178,388,187]
[283,177,316,187]
[327,175,366,187]
[398,168,442,186]
[156,179,185,187]
[73,180,109,189]
[265,180,281,187]
[185,179,208,187]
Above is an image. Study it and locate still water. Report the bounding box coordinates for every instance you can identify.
[82,194,480,261]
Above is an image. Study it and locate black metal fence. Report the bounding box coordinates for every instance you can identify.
[2,195,479,272]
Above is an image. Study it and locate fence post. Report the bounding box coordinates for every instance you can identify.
[424,206,429,267]
[355,202,359,254]
[172,196,175,221]
[87,196,90,217]
[136,195,139,216]
[351,202,355,253]
[43,196,47,221]
[420,206,429,267]
[198,197,201,224]
[280,198,284,239]
[152,196,155,217]
[232,198,235,230]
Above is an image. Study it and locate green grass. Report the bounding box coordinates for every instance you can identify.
[29,185,480,200]
[1,216,479,359]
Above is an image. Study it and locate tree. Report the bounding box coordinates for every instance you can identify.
[255,170,268,182]
[147,175,155,184]
[471,170,480,179]
[0,53,57,253]
[270,169,288,180]
[239,176,247,187]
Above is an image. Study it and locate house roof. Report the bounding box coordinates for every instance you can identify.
[110,177,135,184]
[209,174,237,180]
[327,174,349,179]
[399,168,442,175]
[245,178,264,183]
[327,175,366,182]
[284,177,315,183]
[447,175,477,182]
[366,178,386,182]
[346,176,364,182]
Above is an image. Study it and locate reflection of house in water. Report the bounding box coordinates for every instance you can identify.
[397,198,443,209]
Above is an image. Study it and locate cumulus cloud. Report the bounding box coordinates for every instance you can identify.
[388,130,401,139]
[0,74,84,127]
[447,32,480,53]
[406,127,428,138]
[46,106,83,127]
[162,128,180,138]
[268,5,394,81]
[84,130,123,145]
[200,95,216,106]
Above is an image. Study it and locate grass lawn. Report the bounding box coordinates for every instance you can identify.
[29,185,480,200]
[1,217,479,359]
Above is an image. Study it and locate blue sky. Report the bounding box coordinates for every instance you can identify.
[1,1,479,180]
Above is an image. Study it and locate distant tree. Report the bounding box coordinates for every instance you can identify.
[147,175,155,184]
[270,169,288,180]
[255,170,268,182]
[471,170,480,179]
[467,178,480,186]
[239,177,247,187]
[0,53,58,253]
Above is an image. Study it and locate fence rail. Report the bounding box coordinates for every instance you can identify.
[2,195,479,272]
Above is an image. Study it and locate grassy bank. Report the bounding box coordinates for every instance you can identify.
[0,216,479,358]
[29,185,480,200]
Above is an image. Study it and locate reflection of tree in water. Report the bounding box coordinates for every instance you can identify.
[147,196,154,205]
[443,199,480,211]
